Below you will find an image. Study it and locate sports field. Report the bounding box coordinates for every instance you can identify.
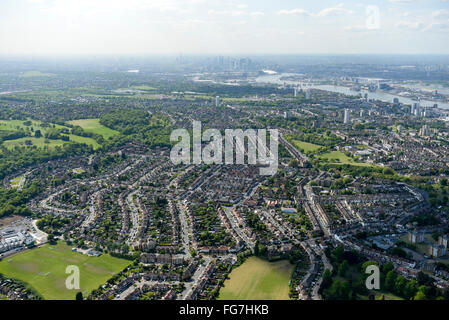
[218,256,294,300]
[318,151,372,167]
[67,119,119,140]
[291,140,322,152]
[0,242,131,300]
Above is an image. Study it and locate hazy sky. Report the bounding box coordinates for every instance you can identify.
[0,0,448,55]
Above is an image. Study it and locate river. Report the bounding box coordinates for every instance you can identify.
[254,73,449,110]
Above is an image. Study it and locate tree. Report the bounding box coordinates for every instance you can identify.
[417,271,433,286]
[394,275,408,297]
[391,247,407,258]
[333,245,344,264]
[404,280,418,300]
[353,278,368,296]
[322,269,332,290]
[289,159,299,168]
[338,260,349,277]
[34,130,42,138]
[431,232,441,242]
[47,233,56,244]
[414,290,426,300]
[384,270,397,292]
[76,292,83,301]
[324,279,351,300]
[382,262,394,275]
[254,240,260,256]
[361,261,378,273]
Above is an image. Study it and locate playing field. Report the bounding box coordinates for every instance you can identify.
[0,242,131,300]
[291,140,322,152]
[67,119,119,140]
[218,257,294,300]
[318,151,372,167]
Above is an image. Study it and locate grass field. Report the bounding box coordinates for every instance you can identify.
[318,151,372,167]
[0,242,131,300]
[0,119,100,150]
[0,119,66,132]
[72,168,86,174]
[291,140,322,153]
[9,175,22,188]
[68,134,101,149]
[3,137,67,149]
[67,119,119,140]
[131,85,157,91]
[400,234,433,256]
[218,257,294,300]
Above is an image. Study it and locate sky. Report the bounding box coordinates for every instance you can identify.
[0,0,448,55]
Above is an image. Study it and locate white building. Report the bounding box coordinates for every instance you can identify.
[0,231,34,253]
[439,235,448,249]
[344,108,351,124]
[408,231,424,244]
[419,125,429,137]
[429,243,446,258]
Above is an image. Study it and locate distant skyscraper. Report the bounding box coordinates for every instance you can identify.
[412,102,420,116]
[344,108,351,124]
[215,96,220,107]
[305,89,311,100]
[419,125,429,136]
[294,88,297,97]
